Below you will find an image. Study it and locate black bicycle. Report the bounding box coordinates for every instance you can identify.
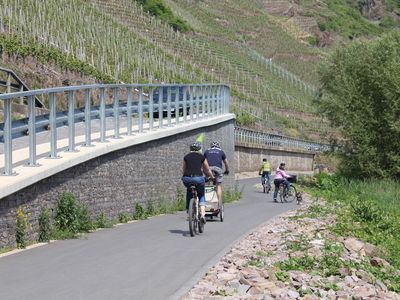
[188,184,204,237]
[277,176,298,203]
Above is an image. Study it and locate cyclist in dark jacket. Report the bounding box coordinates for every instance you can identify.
[182,142,214,223]
[204,141,229,204]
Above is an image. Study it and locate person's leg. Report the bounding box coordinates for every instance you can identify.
[193,177,206,218]
[182,177,191,210]
[273,179,280,201]
[285,180,291,193]
[215,183,222,201]
[265,172,271,190]
[197,184,206,220]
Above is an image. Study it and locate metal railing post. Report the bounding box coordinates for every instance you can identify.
[189,86,194,121]
[167,86,172,126]
[216,86,221,115]
[127,87,132,135]
[138,87,144,133]
[174,86,179,125]
[158,87,163,128]
[99,87,106,142]
[67,91,76,151]
[201,86,206,119]
[114,87,120,138]
[27,95,37,166]
[49,92,58,158]
[226,86,230,113]
[149,88,154,130]
[183,86,187,122]
[2,98,13,175]
[196,86,200,119]
[84,89,92,146]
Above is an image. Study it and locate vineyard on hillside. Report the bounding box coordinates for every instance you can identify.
[2,0,396,141]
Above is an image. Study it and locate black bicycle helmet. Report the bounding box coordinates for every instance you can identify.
[190,142,202,151]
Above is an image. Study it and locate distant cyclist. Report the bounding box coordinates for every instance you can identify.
[182,142,214,224]
[273,161,291,203]
[204,141,229,204]
[259,158,271,193]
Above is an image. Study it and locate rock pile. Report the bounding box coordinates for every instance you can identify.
[182,195,400,299]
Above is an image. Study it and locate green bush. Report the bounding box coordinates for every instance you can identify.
[38,209,52,243]
[172,188,186,212]
[308,36,319,46]
[118,212,131,223]
[136,0,191,32]
[95,213,112,228]
[16,207,31,249]
[54,192,79,233]
[77,204,94,232]
[134,203,147,220]
[319,31,400,179]
[146,200,156,216]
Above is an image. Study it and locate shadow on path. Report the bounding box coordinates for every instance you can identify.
[168,229,190,237]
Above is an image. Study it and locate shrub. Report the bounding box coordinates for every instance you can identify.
[319,31,400,179]
[118,212,131,223]
[38,209,52,243]
[136,0,191,32]
[77,204,94,232]
[146,200,156,216]
[16,207,31,248]
[95,213,112,228]
[134,203,147,220]
[54,192,79,233]
[172,188,186,212]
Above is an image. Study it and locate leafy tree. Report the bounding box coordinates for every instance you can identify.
[318,31,400,178]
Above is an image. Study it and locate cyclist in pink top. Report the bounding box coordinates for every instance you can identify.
[273,161,291,202]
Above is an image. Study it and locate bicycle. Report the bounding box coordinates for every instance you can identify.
[261,174,271,193]
[277,181,298,203]
[277,175,301,204]
[188,184,204,237]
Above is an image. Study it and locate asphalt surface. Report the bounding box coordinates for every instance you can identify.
[0,178,297,300]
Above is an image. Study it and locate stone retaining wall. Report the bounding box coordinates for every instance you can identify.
[235,143,314,173]
[0,120,235,248]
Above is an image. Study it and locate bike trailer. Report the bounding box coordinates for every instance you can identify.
[204,183,224,221]
[205,185,217,209]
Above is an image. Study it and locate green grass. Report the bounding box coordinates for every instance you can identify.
[298,174,400,291]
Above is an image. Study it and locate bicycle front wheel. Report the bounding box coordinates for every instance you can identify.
[286,185,297,203]
[188,198,197,237]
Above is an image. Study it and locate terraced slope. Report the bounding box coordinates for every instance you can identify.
[0,0,330,140]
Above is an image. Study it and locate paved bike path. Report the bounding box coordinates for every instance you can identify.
[0,178,297,300]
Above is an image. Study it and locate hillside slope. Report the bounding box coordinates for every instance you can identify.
[1,0,398,141]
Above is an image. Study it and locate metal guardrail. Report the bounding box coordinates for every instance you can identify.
[0,67,45,108]
[234,127,331,153]
[0,83,230,176]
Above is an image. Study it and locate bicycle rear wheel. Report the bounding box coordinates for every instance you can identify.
[286,185,297,203]
[188,198,197,237]
[219,202,224,222]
